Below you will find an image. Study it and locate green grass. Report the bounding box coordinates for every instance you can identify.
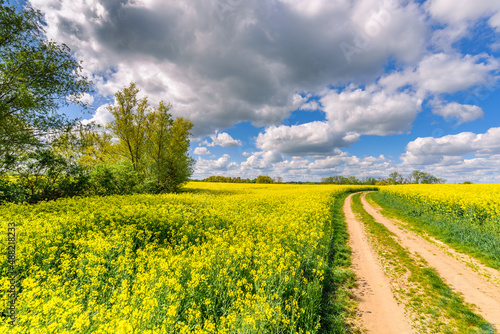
[319,191,360,333]
[351,193,494,333]
[368,191,500,270]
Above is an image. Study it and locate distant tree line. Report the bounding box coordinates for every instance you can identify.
[199,170,446,186]
[321,170,446,185]
[200,175,278,184]
[320,176,379,185]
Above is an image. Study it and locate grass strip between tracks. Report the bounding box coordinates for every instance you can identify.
[351,193,494,334]
[367,191,500,271]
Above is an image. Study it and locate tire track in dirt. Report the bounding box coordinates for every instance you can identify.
[344,193,413,333]
[361,192,500,331]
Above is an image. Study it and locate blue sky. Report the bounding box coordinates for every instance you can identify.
[23,0,500,182]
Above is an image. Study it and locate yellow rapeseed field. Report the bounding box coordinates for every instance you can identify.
[0,183,368,333]
[379,184,500,233]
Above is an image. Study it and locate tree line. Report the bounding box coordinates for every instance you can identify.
[201,171,446,185]
[0,2,194,204]
[199,175,277,184]
[321,171,446,185]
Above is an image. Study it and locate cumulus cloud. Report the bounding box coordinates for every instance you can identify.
[300,100,321,111]
[402,127,500,165]
[432,101,484,124]
[320,87,422,136]
[254,85,422,156]
[256,121,359,156]
[81,104,113,125]
[194,154,238,174]
[426,0,500,29]
[379,53,499,96]
[235,150,391,181]
[204,131,242,147]
[30,0,429,136]
[29,0,500,183]
[193,146,500,183]
[78,93,95,105]
[193,147,210,155]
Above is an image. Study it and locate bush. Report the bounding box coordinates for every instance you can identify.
[88,162,140,196]
[0,177,26,204]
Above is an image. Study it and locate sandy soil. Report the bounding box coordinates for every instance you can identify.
[361,192,500,331]
[344,193,413,333]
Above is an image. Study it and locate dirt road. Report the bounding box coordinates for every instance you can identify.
[360,192,500,331]
[344,193,413,333]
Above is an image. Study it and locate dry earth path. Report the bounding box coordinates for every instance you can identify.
[361,192,500,331]
[343,193,413,333]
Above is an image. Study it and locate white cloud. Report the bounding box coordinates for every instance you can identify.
[402,127,500,165]
[261,150,284,163]
[256,121,359,156]
[417,53,498,94]
[426,0,500,27]
[236,150,392,181]
[321,87,422,136]
[194,154,238,174]
[79,93,94,105]
[204,131,242,147]
[255,85,422,157]
[490,12,500,31]
[430,25,469,52]
[30,0,429,136]
[192,145,500,183]
[300,100,321,111]
[193,147,210,155]
[432,101,484,124]
[379,53,499,96]
[81,104,113,125]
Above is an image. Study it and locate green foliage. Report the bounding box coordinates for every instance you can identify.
[255,175,274,184]
[0,148,90,203]
[321,176,361,185]
[203,175,252,183]
[408,170,446,184]
[107,83,149,172]
[0,176,25,203]
[88,161,140,196]
[106,82,194,193]
[0,0,92,169]
[387,171,404,185]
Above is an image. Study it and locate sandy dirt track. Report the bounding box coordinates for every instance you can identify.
[343,193,413,333]
[360,192,500,331]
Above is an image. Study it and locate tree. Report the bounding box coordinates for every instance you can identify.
[361,177,377,185]
[388,171,404,185]
[107,83,149,173]
[107,83,194,193]
[375,180,389,186]
[77,126,117,169]
[154,116,195,192]
[256,175,274,184]
[408,170,446,184]
[0,1,92,171]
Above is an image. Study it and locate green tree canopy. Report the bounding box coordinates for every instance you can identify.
[256,175,274,184]
[0,0,92,171]
[106,82,194,193]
